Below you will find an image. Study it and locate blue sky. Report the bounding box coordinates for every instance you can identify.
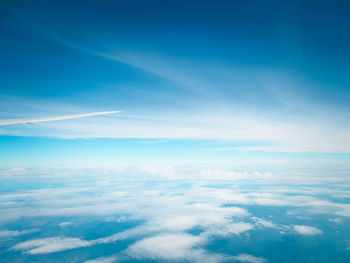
[1,3,350,262]
[1,0,350,166]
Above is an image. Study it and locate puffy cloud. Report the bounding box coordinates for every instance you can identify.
[293,225,323,236]
[218,222,254,236]
[125,234,225,263]
[4,167,349,262]
[126,234,202,260]
[251,217,279,229]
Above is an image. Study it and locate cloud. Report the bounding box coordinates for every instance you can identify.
[11,230,129,255]
[126,234,201,260]
[0,111,121,126]
[59,222,72,227]
[210,187,350,218]
[198,170,275,181]
[251,217,279,229]
[2,16,350,152]
[8,178,253,258]
[293,225,323,236]
[83,256,118,263]
[1,93,350,152]
[0,229,38,239]
[11,237,92,254]
[125,234,225,263]
[5,168,349,262]
[328,218,343,224]
[232,254,267,263]
[215,222,254,236]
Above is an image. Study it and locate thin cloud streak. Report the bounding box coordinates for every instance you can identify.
[0,111,121,126]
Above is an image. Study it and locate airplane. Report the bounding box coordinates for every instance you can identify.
[0,111,121,126]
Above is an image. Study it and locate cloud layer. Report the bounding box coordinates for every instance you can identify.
[2,166,349,262]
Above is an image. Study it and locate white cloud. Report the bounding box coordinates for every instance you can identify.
[11,237,92,254]
[251,217,279,229]
[0,111,120,126]
[1,94,350,152]
[328,218,343,224]
[159,215,199,231]
[228,222,254,235]
[5,168,350,262]
[293,225,323,236]
[2,17,350,152]
[232,254,266,263]
[198,170,275,181]
[126,234,202,260]
[59,222,72,227]
[83,256,118,263]
[0,229,38,239]
[125,234,225,263]
[209,222,254,237]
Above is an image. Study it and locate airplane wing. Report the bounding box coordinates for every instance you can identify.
[0,111,121,126]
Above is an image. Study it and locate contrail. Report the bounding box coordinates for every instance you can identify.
[0,111,121,126]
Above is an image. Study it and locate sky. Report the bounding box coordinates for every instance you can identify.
[1,2,350,263]
[1,0,350,165]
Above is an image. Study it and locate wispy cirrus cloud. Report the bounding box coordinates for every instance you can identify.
[0,111,121,126]
[1,94,350,152]
[1,16,350,152]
